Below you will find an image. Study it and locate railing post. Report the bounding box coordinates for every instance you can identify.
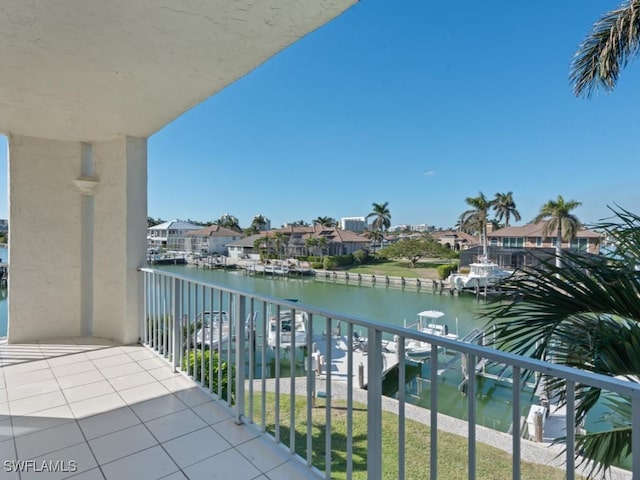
[235,294,246,424]
[172,278,181,372]
[367,327,383,480]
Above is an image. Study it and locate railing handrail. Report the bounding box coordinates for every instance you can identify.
[139,266,640,399]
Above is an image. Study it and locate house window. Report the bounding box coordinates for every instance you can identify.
[501,237,523,248]
[551,238,557,247]
[571,238,588,252]
[535,237,542,247]
[490,238,498,247]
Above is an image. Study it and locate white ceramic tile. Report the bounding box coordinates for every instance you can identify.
[130,395,188,422]
[147,366,181,382]
[236,436,290,473]
[101,445,178,480]
[0,437,16,461]
[78,406,140,440]
[1,359,49,374]
[84,348,123,360]
[107,371,156,391]
[11,405,75,438]
[145,409,206,443]
[117,382,170,405]
[66,468,105,480]
[15,421,84,460]
[126,348,158,361]
[51,361,97,379]
[63,380,115,404]
[162,426,230,468]
[69,393,126,419]
[210,418,260,447]
[183,448,261,480]
[157,472,187,480]
[191,401,231,425]
[46,352,90,367]
[74,338,118,347]
[4,368,56,387]
[0,419,12,442]
[56,370,106,390]
[172,386,213,407]
[91,354,132,370]
[137,357,170,371]
[99,362,145,379]
[264,459,316,480]
[20,443,98,480]
[6,378,60,402]
[89,424,158,464]
[0,389,7,404]
[9,390,67,416]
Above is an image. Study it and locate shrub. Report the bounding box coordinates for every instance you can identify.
[311,262,323,269]
[184,350,235,401]
[437,264,456,280]
[323,256,337,270]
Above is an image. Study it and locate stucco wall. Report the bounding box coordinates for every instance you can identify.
[93,137,146,344]
[7,135,146,344]
[8,136,83,342]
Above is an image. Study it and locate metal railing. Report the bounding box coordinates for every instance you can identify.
[140,267,639,480]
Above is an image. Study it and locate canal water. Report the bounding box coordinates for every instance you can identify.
[157,264,536,433]
[0,259,535,433]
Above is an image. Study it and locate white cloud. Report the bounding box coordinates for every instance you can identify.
[423,170,435,177]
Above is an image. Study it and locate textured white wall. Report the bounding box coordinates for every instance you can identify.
[93,137,147,344]
[8,136,83,342]
[7,135,146,344]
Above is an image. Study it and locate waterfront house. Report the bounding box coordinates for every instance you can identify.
[458,221,603,269]
[147,220,202,252]
[185,224,244,256]
[273,224,371,256]
[1,2,635,479]
[432,230,480,252]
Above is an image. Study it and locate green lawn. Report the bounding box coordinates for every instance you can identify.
[251,393,575,480]
[339,258,456,280]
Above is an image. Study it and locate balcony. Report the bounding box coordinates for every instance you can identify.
[0,268,637,479]
[0,338,315,479]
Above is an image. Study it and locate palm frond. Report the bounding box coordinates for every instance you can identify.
[571,0,640,97]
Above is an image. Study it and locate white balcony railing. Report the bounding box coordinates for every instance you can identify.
[140,267,639,480]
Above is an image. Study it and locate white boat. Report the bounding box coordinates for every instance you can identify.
[448,261,512,291]
[195,311,230,349]
[267,308,308,350]
[195,311,257,350]
[403,310,459,360]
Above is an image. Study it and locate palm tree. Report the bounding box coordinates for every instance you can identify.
[251,214,268,232]
[533,196,582,268]
[364,228,384,252]
[571,0,640,97]
[459,192,494,260]
[493,192,521,227]
[304,237,318,256]
[313,216,335,228]
[366,202,391,234]
[272,231,287,260]
[481,207,640,479]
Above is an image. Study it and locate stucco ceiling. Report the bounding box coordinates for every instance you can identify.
[0,0,355,142]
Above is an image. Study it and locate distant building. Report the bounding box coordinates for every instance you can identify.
[147,220,202,251]
[251,214,271,231]
[339,216,367,233]
[431,230,479,251]
[185,225,244,256]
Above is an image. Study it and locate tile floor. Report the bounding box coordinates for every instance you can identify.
[0,338,315,479]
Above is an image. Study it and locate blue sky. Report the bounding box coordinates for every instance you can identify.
[2,1,640,229]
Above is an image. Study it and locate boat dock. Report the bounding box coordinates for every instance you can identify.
[310,333,399,388]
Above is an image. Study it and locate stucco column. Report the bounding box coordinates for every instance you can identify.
[92,137,147,344]
[7,135,146,344]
